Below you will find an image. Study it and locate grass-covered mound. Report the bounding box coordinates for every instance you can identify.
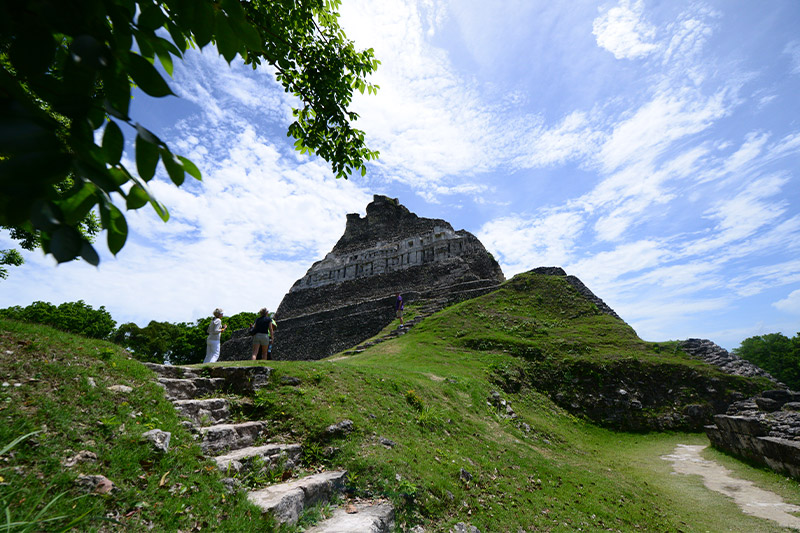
[0,270,793,532]
[0,319,274,532]
[431,271,773,430]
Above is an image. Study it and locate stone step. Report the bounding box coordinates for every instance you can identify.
[172,398,230,426]
[306,501,394,533]
[199,421,268,454]
[158,377,226,400]
[207,366,273,394]
[144,362,199,379]
[247,470,347,526]
[214,443,302,474]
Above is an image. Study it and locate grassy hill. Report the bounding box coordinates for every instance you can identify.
[1,270,796,532]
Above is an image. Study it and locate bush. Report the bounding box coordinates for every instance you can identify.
[0,300,116,339]
[112,311,259,365]
[733,332,800,390]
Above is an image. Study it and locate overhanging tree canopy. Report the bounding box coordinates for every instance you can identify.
[0,0,379,264]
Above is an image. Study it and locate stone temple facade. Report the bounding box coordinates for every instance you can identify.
[224,195,505,361]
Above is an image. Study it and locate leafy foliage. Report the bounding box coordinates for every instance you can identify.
[0,0,379,265]
[733,332,800,390]
[112,320,197,364]
[0,300,116,339]
[0,248,23,279]
[113,310,257,364]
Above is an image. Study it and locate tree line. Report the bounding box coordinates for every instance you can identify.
[732,332,800,390]
[0,300,256,365]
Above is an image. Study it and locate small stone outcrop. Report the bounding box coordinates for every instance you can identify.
[679,339,779,382]
[529,267,620,319]
[223,195,505,361]
[706,389,800,479]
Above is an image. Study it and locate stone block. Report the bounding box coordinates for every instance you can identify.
[756,397,782,412]
[209,366,272,393]
[713,414,768,437]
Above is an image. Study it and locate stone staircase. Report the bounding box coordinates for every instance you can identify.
[340,299,444,356]
[145,362,394,531]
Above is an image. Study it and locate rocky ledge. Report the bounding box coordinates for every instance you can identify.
[679,338,779,382]
[706,389,800,479]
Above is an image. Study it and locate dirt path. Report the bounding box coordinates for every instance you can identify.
[662,444,800,530]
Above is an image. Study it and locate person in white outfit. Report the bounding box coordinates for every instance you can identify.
[203,308,227,363]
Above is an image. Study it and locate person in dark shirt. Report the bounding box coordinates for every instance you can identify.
[251,308,274,360]
[395,292,404,327]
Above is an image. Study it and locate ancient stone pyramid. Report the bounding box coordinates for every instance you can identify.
[271,195,505,360]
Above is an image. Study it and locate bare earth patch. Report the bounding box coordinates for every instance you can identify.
[662,444,800,530]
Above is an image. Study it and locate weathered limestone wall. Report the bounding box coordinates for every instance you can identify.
[245,195,506,361]
[680,338,779,382]
[706,389,800,479]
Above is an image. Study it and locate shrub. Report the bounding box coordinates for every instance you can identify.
[405,389,424,411]
[0,300,115,339]
[733,332,800,390]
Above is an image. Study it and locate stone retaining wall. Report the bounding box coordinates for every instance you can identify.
[705,389,800,479]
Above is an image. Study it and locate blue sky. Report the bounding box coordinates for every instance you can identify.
[3,0,800,350]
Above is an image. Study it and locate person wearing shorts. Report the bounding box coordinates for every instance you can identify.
[251,308,274,360]
[395,292,404,327]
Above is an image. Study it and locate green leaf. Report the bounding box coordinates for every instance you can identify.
[149,198,170,222]
[100,203,128,255]
[59,183,98,226]
[214,14,241,63]
[221,0,246,22]
[135,123,163,146]
[156,48,174,76]
[133,30,156,60]
[50,226,83,263]
[102,121,124,164]
[108,167,132,188]
[192,1,215,48]
[138,3,167,31]
[30,200,61,232]
[177,156,202,181]
[80,242,100,266]
[128,52,173,97]
[166,23,188,54]
[161,149,185,186]
[135,134,160,181]
[233,18,262,50]
[87,104,106,130]
[102,70,131,120]
[126,184,149,209]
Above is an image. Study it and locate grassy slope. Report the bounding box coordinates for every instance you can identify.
[0,320,275,532]
[1,271,796,532]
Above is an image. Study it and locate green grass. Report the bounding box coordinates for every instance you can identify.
[0,271,795,532]
[0,319,275,532]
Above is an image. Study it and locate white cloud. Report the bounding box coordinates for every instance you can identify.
[593,0,659,60]
[339,0,605,195]
[784,41,800,75]
[774,289,800,314]
[478,210,585,276]
[681,174,788,256]
[596,87,731,175]
[569,239,667,285]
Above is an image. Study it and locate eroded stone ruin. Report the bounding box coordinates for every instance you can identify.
[706,389,800,479]
[220,195,504,361]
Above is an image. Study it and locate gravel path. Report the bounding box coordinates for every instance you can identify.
[662,444,800,530]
